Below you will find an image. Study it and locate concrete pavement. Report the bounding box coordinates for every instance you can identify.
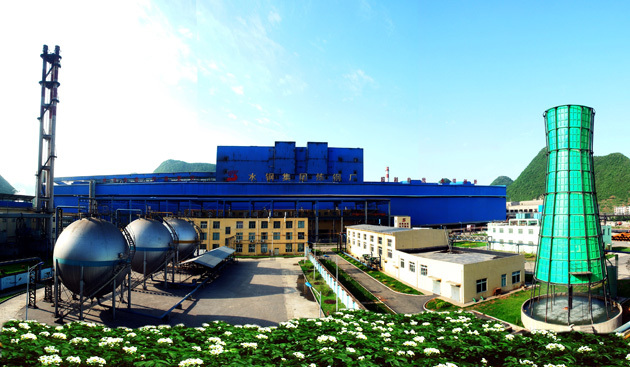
[326,253,433,314]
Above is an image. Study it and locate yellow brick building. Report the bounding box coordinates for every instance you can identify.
[189,217,308,256]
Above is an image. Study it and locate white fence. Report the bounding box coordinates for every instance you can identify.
[307,252,363,311]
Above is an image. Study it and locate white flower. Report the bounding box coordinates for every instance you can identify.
[66,356,81,364]
[293,352,305,359]
[413,336,425,343]
[179,358,204,367]
[241,342,258,349]
[158,324,171,329]
[192,345,202,351]
[481,358,487,364]
[545,343,565,351]
[519,359,537,366]
[123,346,137,354]
[18,322,30,329]
[224,331,233,336]
[209,344,224,355]
[38,354,63,366]
[505,334,515,340]
[317,335,338,343]
[358,356,365,360]
[626,354,630,361]
[99,337,124,347]
[356,333,367,340]
[52,333,67,340]
[424,347,441,356]
[256,334,268,339]
[157,338,173,344]
[422,322,430,326]
[127,332,136,338]
[2,327,17,333]
[403,341,417,347]
[380,332,391,338]
[397,350,406,356]
[407,350,414,356]
[452,327,462,333]
[578,346,592,353]
[39,330,50,336]
[86,356,106,366]
[21,333,37,340]
[70,337,89,344]
[207,337,225,345]
[44,346,60,354]
[346,347,356,353]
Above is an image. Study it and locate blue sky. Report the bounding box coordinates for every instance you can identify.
[2,1,629,195]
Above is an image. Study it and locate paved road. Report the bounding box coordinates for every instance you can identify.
[0,257,319,327]
[327,253,433,314]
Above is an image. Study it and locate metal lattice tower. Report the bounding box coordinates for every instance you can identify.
[34,45,61,251]
[531,104,611,324]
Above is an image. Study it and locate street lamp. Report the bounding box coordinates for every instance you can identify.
[304,281,322,317]
[25,261,44,320]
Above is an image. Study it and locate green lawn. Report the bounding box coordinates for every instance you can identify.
[334,251,422,295]
[453,241,487,248]
[611,246,630,252]
[298,260,346,315]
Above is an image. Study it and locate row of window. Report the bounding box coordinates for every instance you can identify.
[200,232,306,241]
[234,243,305,253]
[200,220,305,230]
[400,258,428,275]
[493,228,535,234]
[348,232,392,247]
[498,239,535,245]
[476,271,521,293]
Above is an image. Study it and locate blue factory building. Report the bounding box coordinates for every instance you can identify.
[216,142,363,183]
[53,142,506,241]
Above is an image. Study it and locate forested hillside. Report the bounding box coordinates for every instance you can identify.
[153,159,216,173]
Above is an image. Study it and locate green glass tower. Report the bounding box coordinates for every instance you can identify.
[536,105,606,285]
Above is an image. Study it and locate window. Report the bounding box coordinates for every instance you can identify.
[370,235,374,242]
[378,247,382,257]
[518,228,523,234]
[508,228,513,234]
[225,227,231,235]
[213,221,220,229]
[420,265,428,276]
[363,234,366,240]
[512,271,521,284]
[409,262,416,273]
[248,232,256,242]
[261,221,268,229]
[261,244,268,253]
[249,221,256,229]
[387,239,392,247]
[274,221,281,229]
[400,258,405,268]
[236,221,243,229]
[298,243,304,252]
[286,243,293,252]
[212,233,220,241]
[499,239,504,244]
[286,232,292,240]
[249,244,255,253]
[528,241,534,245]
[363,242,366,249]
[286,221,293,229]
[387,249,392,258]
[476,278,487,293]
[261,232,268,241]
[212,244,219,249]
[273,232,280,240]
[499,228,504,233]
[493,228,496,233]
[200,221,208,229]
[501,274,507,287]
[528,229,534,235]
[236,244,243,252]
[378,237,382,245]
[298,221,305,228]
[200,232,207,240]
[508,240,513,244]
[236,232,243,241]
[298,232,305,240]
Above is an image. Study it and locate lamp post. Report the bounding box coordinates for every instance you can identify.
[304,281,321,317]
[25,261,44,320]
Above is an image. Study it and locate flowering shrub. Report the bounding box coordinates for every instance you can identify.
[1,311,629,366]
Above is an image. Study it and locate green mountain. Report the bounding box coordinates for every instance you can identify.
[490,176,513,187]
[153,160,216,174]
[0,174,17,195]
[506,148,630,212]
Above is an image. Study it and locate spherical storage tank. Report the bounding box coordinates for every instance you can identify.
[163,218,198,260]
[53,218,129,297]
[126,218,174,275]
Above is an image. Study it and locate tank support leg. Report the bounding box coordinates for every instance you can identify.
[79,266,84,321]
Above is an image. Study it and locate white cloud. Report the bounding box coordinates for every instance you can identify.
[268,10,282,25]
[343,69,376,96]
[231,85,244,95]
[278,74,307,96]
[228,113,237,119]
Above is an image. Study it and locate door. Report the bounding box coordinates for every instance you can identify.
[432,280,441,295]
[274,248,280,256]
[451,285,460,303]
